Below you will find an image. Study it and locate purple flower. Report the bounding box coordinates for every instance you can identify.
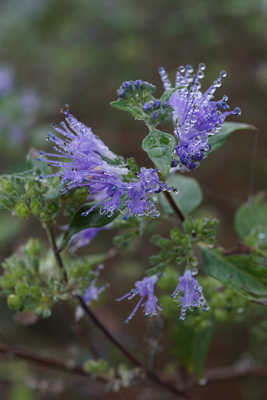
[82,264,108,304]
[40,110,172,218]
[83,279,107,303]
[117,275,160,323]
[126,168,167,218]
[171,270,209,320]
[19,91,40,115]
[159,64,241,170]
[69,226,106,253]
[143,102,152,112]
[0,66,13,94]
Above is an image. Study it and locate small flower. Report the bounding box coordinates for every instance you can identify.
[171,270,209,320]
[19,91,40,115]
[117,88,125,98]
[151,111,159,120]
[82,264,108,304]
[69,226,106,253]
[134,79,143,89]
[117,275,160,323]
[126,168,172,218]
[0,66,13,94]
[143,102,152,112]
[152,99,161,109]
[159,64,241,170]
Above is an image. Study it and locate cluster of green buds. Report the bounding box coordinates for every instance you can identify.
[148,217,218,276]
[0,155,88,223]
[0,238,106,317]
[142,97,172,126]
[0,239,56,317]
[112,79,173,127]
[117,79,156,98]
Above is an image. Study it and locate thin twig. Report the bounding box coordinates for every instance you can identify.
[164,191,185,223]
[47,227,187,398]
[45,225,68,283]
[221,242,252,256]
[204,361,267,384]
[0,342,102,380]
[78,296,188,399]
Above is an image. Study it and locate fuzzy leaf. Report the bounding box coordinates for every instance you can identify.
[208,122,255,153]
[202,247,267,298]
[173,319,214,379]
[235,193,267,239]
[110,98,132,112]
[110,99,143,120]
[160,174,202,215]
[142,129,176,176]
[63,203,118,245]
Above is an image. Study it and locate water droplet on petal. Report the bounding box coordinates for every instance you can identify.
[220,70,227,78]
[199,62,206,71]
[185,64,193,73]
[233,107,241,116]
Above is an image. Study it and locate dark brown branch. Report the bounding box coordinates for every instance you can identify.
[78,296,188,398]
[222,242,252,256]
[45,225,68,283]
[0,342,102,381]
[47,212,187,398]
[164,191,185,223]
[204,361,267,384]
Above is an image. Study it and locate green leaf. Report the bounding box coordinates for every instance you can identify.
[227,254,267,283]
[201,247,267,298]
[110,99,143,120]
[192,321,214,379]
[173,319,214,379]
[160,174,202,215]
[142,129,176,176]
[9,384,34,400]
[208,122,255,153]
[110,98,132,112]
[235,193,267,239]
[0,214,23,245]
[63,203,119,245]
[83,359,109,375]
[26,149,52,177]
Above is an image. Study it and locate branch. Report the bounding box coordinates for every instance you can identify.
[222,242,252,256]
[164,191,185,223]
[78,296,188,399]
[204,359,267,384]
[0,342,103,381]
[48,216,188,398]
[45,225,68,283]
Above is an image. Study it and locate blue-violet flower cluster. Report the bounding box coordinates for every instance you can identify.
[117,275,160,323]
[117,270,208,322]
[82,264,108,304]
[39,109,172,218]
[159,63,241,170]
[171,270,209,320]
[69,226,107,253]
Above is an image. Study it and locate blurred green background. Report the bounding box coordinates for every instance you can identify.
[0,0,267,399]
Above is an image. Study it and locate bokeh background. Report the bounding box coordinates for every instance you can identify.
[0,0,267,399]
